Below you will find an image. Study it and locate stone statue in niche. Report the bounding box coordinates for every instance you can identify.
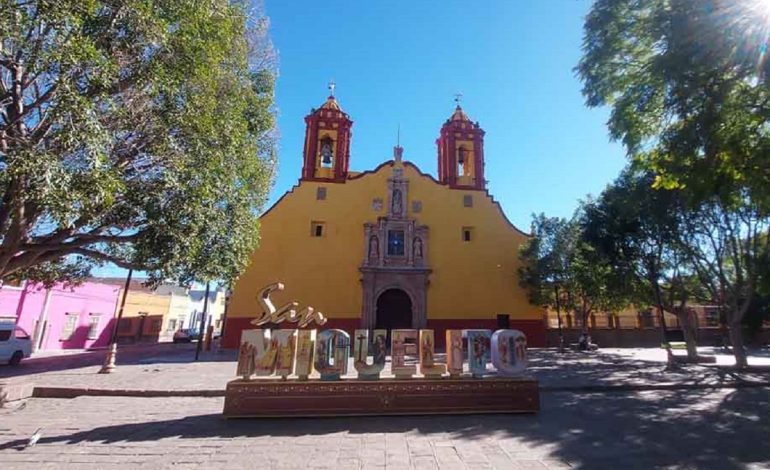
[413,237,423,259]
[368,235,379,260]
[392,189,403,216]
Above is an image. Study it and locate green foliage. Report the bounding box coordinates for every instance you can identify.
[578,0,770,207]
[579,0,770,366]
[0,0,277,285]
[519,208,629,328]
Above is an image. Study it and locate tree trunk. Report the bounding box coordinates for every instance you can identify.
[679,311,698,361]
[728,322,748,368]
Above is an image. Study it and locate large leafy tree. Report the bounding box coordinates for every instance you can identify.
[520,209,627,344]
[578,0,770,367]
[0,0,276,286]
[582,168,701,360]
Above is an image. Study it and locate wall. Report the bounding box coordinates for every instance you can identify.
[545,327,770,348]
[226,160,543,347]
[189,289,226,333]
[6,282,120,350]
[116,288,172,343]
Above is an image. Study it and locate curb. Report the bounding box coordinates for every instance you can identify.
[32,386,225,399]
[19,380,770,400]
[541,381,770,393]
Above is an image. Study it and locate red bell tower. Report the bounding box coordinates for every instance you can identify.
[436,105,486,190]
[301,94,353,183]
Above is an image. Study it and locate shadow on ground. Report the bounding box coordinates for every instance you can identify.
[1,387,769,469]
[527,349,770,390]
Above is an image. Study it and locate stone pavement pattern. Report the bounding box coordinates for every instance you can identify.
[1,387,769,469]
[2,347,770,393]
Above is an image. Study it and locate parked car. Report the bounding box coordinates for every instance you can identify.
[0,323,32,366]
[172,328,200,343]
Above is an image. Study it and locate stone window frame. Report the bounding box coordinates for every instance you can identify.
[60,313,79,341]
[86,314,101,340]
[310,221,326,238]
[462,227,474,242]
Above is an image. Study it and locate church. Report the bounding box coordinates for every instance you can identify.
[222,94,545,349]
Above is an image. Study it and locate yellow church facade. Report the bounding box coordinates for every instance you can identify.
[222,96,545,349]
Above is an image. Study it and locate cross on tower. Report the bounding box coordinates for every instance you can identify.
[328,80,336,97]
[454,92,463,106]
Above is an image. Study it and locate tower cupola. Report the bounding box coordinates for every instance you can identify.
[436,104,486,190]
[301,93,353,182]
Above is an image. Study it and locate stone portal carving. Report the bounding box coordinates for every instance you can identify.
[360,162,430,330]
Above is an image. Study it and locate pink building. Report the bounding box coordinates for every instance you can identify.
[0,281,121,351]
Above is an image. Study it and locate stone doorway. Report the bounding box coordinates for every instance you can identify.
[375,288,413,331]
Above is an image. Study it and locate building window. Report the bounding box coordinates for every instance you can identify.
[411,200,422,213]
[150,318,163,333]
[462,227,473,242]
[60,313,78,341]
[387,230,405,256]
[639,310,655,328]
[316,187,327,200]
[87,315,101,340]
[118,318,132,333]
[463,194,473,207]
[311,221,325,237]
[167,318,177,332]
[704,308,720,327]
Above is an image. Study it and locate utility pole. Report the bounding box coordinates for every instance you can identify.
[195,281,211,361]
[99,269,133,374]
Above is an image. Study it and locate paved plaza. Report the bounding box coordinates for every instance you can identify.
[1,347,769,469]
[1,388,769,469]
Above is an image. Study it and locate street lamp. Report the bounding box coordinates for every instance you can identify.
[99,268,133,374]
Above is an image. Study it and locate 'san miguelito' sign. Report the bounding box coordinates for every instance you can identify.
[235,283,529,381]
[224,283,539,417]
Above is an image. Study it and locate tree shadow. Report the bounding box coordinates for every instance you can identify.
[1,387,768,468]
[527,349,770,391]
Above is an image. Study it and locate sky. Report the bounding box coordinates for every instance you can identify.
[264,0,627,230]
[95,0,627,279]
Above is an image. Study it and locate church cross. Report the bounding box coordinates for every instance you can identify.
[454,92,463,106]
[328,80,336,97]
[356,333,368,359]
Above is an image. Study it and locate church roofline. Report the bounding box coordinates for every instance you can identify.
[260,159,530,238]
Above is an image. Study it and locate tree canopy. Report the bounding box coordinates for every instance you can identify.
[578,0,770,205]
[0,0,276,286]
[578,0,770,366]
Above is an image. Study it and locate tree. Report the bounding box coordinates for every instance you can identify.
[0,0,276,287]
[519,214,572,350]
[677,196,769,367]
[582,168,701,360]
[578,0,770,367]
[520,208,628,347]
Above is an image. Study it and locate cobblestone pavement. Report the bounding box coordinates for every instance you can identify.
[1,386,769,469]
[2,346,769,393]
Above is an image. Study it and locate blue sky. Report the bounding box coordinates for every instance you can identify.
[264,0,626,230]
[96,1,626,278]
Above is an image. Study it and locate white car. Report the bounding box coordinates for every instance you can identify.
[0,323,32,366]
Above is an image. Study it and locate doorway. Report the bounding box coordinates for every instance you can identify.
[375,289,413,330]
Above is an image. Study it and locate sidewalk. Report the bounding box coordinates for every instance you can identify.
[2,347,770,400]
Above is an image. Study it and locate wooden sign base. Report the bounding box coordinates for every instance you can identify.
[223,376,539,418]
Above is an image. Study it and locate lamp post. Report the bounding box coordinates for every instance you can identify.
[195,281,211,361]
[99,268,133,374]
